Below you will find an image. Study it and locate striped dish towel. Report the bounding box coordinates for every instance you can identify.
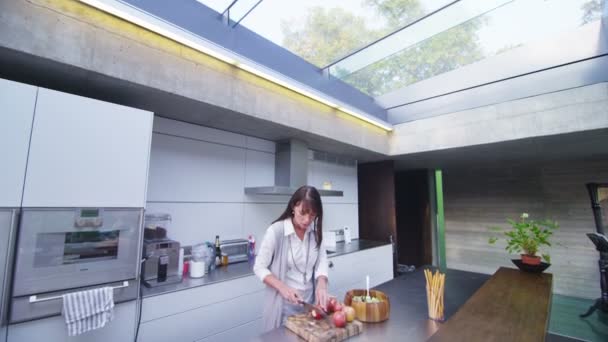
[62,287,115,336]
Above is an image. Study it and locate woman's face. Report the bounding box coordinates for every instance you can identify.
[292,201,317,231]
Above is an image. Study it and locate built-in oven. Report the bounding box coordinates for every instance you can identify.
[9,208,142,323]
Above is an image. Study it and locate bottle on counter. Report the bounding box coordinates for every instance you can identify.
[206,242,216,271]
[215,235,221,266]
[343,226,352,244]
[248,234,256,260]
[178,247,184,276]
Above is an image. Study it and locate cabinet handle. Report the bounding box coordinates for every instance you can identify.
[329,261,334,268]
[29,281,129,303]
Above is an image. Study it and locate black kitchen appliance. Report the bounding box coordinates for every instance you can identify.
[142,238,181,287]
[580,183,608,320]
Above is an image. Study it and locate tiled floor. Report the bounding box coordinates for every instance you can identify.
[548,294,608,342]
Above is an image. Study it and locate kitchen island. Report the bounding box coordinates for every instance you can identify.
[254,268,491,341]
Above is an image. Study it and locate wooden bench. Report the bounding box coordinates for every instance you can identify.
[428,267,553,342]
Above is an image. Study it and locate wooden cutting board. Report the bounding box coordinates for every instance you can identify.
[285,313,363,342]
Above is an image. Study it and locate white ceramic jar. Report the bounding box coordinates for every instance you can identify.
[189,260,206,278]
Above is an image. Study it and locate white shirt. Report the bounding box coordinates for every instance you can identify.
[254,218,329,290]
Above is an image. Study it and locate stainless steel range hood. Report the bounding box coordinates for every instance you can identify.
[245,139,344,196]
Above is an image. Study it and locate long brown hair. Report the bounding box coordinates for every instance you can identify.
[273,185,323,248]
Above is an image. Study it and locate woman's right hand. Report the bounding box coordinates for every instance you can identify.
[279,284,303,304]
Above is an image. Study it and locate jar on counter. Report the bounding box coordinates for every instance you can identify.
[190,243,207,278]
[144,213,171,240]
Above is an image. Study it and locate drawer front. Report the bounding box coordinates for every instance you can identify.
[7,301,136,342]
[138,290,263,342]
[195,318,262,342]
[142,275,263,322]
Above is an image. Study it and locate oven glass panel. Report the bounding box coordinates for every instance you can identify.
[63,230,120,264]
[34,230,120,267]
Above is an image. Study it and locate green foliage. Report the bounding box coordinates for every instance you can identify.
[581,0,604,25]
[281,7,378,67]
[364,0,424,28]
[280,0,604,96]
[281,0,484,96]
[488,213,559,263]
[342,19,483,96]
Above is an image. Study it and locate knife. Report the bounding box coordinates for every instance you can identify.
[298,300,328,318]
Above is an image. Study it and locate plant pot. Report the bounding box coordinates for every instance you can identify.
[521,254,541,265]
[511,259,551,273]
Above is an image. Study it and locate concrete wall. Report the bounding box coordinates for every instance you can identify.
[0,0,389,155]
[443,159,608,299]
[3,1,608,161]
[146,117,359,246]
[390,83,608,156]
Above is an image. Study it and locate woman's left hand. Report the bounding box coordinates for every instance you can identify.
[315,276,329,310]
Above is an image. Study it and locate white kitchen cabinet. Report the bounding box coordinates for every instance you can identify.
[7,301,137,342]
[0,210,19,342]
[22,88,153,208]
[0,78,37,207]
[0,77,36,342]
[147,132,245,203]
[138,289,263,342]
[140,274,264,322]
[138,275,264,342]
[328,245,393,301]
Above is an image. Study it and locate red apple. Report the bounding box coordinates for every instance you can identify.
[327,297,338,313]
[343,306,355,322]
[334,302,343,312]
[333,311,346,328]
[311,309,323,320]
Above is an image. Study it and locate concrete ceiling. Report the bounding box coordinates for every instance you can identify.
[3,47,606,170]
[0,47,386,162]
[393,128,608,171]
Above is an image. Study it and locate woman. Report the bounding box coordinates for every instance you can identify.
[253,185,329,331]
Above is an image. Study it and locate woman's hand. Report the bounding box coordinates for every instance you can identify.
[279,284,303,304]
[315,276,329,310]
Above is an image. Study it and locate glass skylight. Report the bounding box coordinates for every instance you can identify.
[195,0,233,14]
[237,0,457,67]
[196,0,605,98]
[334,0,605,96]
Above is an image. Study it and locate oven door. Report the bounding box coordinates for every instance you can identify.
[12,208,142,297]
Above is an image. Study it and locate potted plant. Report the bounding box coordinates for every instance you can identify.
[489,213,559,266]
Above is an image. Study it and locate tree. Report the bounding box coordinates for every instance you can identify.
[281,0,484,96]
[281,7,378,67]
[365,0,424,29]
[342,19,483,96]
[581,0,604,24]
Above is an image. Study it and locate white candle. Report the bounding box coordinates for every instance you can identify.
[366,275,370,299]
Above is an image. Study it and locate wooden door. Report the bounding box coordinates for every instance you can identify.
[357,161,397,275]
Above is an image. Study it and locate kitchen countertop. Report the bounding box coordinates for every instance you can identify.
[253,268,491,342]
[325,239,389,258]
[142,239,390,298]
[428,267,553,342]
